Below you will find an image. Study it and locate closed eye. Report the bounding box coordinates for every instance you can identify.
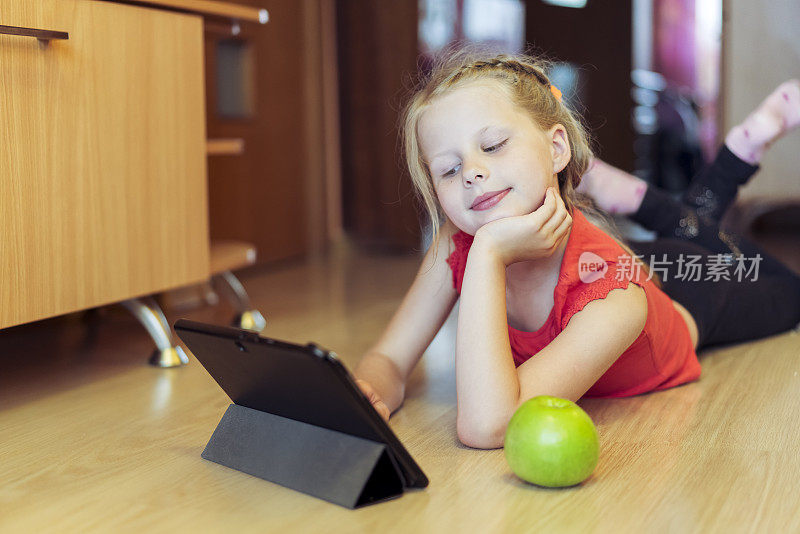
[484,139,508,153]
[442,164,461,178]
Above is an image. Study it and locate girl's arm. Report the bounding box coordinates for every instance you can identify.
[456,237,647,449]
[353,220,459,415]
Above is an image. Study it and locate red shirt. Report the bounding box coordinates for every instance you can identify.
[445,208,701,398]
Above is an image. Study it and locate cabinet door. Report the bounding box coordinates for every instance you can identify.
[0,0,209,329]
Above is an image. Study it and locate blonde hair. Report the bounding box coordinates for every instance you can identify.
[401,48,659,286]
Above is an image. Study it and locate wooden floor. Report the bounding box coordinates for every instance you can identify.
[2,237,800,533]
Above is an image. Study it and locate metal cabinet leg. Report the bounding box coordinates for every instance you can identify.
[211,270,267,332]
[121,296,188,367]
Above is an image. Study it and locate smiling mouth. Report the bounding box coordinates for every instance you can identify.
[471,188,511,211]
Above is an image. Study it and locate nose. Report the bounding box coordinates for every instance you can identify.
[463,160,489,186]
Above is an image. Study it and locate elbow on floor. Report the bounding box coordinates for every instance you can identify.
[456,420,506,450]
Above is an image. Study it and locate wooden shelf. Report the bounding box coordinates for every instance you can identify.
[210,240,257,274]
[207,138,245,156]
[113,0,268,24]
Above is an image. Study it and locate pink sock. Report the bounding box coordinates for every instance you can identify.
[577,159,647,216]
[725,79,800,164]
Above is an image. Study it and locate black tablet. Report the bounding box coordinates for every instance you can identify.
[173,319,428,489]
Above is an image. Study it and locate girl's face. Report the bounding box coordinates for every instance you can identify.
[418,80,570,236]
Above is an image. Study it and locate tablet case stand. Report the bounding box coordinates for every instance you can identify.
[202,404,405,509]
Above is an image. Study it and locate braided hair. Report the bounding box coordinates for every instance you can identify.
[446,57,552,86]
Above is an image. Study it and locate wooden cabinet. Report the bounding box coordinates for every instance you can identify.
[0,0,209,328]
[204,0,337,263]
[336,0,421,251]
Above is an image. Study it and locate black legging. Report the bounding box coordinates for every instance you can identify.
[624,146,800,350]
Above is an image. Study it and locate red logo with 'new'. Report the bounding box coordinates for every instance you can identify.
[578,252,608,283]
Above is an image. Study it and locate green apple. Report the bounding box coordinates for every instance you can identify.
[504,395,599,487]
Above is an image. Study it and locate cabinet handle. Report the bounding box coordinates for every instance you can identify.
[0,24,68,41]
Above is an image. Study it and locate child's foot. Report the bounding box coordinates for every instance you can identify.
[576,159,648,216]
[725,79,800,164]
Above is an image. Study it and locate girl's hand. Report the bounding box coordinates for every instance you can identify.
[473,187,572,266]
[355,378,391,422]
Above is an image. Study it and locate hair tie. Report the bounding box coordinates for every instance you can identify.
[550,84,563,102]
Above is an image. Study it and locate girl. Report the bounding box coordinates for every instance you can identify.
[353,50,800,449]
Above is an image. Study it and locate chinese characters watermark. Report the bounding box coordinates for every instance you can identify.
[579,252,763,283]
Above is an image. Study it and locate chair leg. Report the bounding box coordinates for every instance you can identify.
[212,270,267,333]
[121,296,188,367]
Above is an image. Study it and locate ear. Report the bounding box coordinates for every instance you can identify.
[548,124,571,174]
